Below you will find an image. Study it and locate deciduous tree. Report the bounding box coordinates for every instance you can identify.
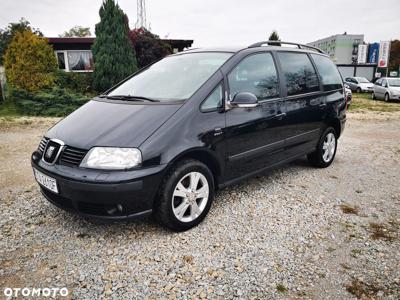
[129,28,172,68]
[59,26,91,37]
[0,18,42,64]
[4,30,57,92]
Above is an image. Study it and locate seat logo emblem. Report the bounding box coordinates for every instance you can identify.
[46,146,55,158]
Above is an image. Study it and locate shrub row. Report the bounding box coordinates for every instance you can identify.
[10,87,92,117]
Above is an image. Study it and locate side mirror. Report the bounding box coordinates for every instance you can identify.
[231,92,259,108]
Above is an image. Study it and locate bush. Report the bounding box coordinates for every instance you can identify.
[54,71,94,95]
[10,87,91,117]
[4,30,57,92]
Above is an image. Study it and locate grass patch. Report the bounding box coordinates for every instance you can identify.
[369,223,395,241]
[349,94,400,113]
[0,101,22,117]
[350,248,362,258]
[345,279,381,299]
[276,284,287,293]
[340,204,359,215]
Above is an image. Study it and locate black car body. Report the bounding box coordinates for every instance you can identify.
[32,41,346,231]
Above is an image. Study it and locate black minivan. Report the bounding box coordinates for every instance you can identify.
[32,41,346,231]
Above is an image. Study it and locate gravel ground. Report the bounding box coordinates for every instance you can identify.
[0,113,399,299]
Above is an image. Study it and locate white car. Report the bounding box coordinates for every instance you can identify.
[344,77,374,93]
[372,77,400,102]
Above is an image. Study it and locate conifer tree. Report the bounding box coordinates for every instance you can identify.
[92,0,138,92]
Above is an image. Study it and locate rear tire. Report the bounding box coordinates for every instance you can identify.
[154,159,214,231]
[307,127,338,168]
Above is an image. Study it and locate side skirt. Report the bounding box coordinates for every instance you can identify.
[218,148,315,189]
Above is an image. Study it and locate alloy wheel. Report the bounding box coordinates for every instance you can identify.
[172,172,209,223]
[322,133,336,163]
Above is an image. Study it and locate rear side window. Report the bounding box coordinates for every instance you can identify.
[277,52,319,96]
[311,54,343,91]
[228,53,279,101]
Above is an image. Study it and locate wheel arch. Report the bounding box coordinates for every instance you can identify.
[327,118,342,138]
[166,148,223,188]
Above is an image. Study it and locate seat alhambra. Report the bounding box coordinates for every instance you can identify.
[32,41,347,231]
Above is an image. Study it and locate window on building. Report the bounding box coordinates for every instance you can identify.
[55,50,94,72]
[228,52,279,101]
[56,52,66,70]
[311,54,343,91]
[277,52,319,96]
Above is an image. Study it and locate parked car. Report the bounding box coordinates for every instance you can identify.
[344,84,352,107]
[31,41,346,231]
[372,77,400,102]
[344,77,374,93]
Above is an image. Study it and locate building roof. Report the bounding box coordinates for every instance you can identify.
[46,37,194,51]
[47,37,95,44]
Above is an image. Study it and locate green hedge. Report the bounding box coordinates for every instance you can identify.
[54,71,94,94]
[10,87,92,117]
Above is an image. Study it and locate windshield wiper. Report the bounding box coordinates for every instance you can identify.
[99,94,160,102]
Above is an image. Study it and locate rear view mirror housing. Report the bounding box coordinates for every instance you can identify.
[230,92,259,108]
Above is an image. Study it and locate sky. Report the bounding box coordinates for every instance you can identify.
[0,0,399,47]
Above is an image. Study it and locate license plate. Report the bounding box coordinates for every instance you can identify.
[33,168,58,194]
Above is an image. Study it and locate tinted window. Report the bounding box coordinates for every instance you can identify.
[201,84,223,111]
[311,54,343,91]
[278,52,319,96]
[109,52,232,102]
[228,53,279,101]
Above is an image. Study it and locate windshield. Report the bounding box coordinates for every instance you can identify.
[356,77,370,83]
[108,52,233,102]
[388,78,400,87]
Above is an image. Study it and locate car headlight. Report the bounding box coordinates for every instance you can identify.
[80,147,142,170]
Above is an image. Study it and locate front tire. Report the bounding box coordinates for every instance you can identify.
[356,87,362,93]
[384,93,390,102]
[307,127,338,168]
[154,159,214,231]
[372,92,376,100]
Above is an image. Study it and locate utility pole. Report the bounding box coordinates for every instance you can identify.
[135,0,147,29]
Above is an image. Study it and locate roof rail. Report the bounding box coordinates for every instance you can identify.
[248,41,325,54]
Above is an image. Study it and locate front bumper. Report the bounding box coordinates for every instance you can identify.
[31,151,166,220]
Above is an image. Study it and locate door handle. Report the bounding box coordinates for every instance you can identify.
[275,112,286,119]
[319,103,327,108]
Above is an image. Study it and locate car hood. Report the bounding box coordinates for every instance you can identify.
[46,99,182,149]
[360,82,374,88]
[389,86,400,92]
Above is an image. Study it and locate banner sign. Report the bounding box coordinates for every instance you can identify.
[357,44,368,64]
[368,43,379,64]
[378,41,390,68]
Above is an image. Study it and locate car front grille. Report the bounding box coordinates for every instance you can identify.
[59,146,88,166]
[37,137,50,155]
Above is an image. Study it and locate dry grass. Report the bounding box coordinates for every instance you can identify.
[369,223,395,241]
[340,204,359,215]
[276,284,287,293]
[345,279,381,299]
[349,94,400,113]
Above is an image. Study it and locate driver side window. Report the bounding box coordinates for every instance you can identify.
[228,53,279,101]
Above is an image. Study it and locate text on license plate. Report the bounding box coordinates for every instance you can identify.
[33,168,58,193]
